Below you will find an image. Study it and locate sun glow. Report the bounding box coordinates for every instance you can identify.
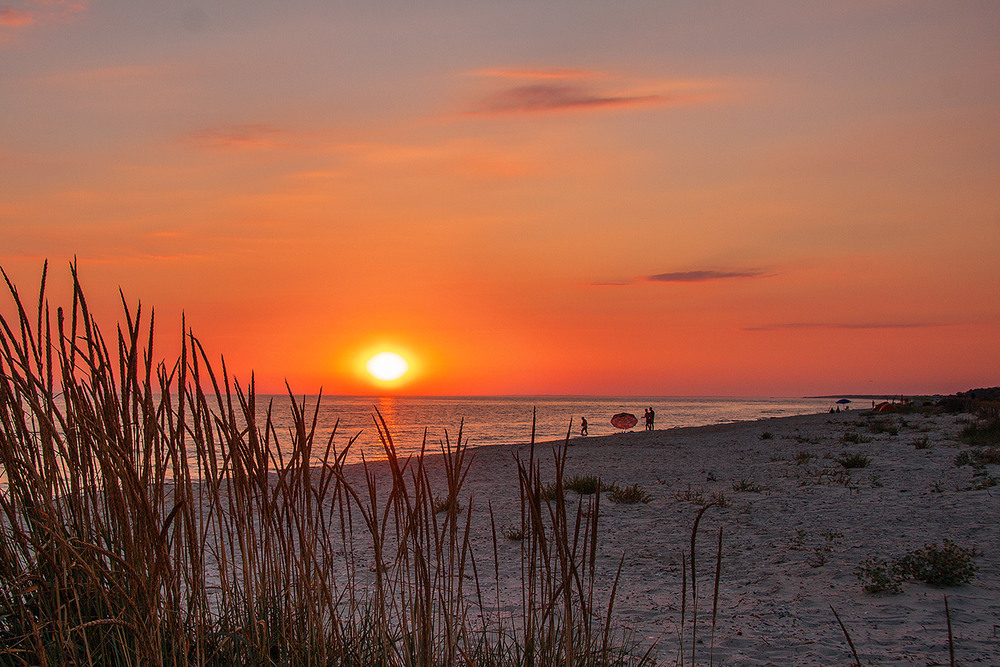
[366,351,409,382]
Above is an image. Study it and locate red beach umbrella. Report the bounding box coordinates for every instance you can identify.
[611,412,638,430]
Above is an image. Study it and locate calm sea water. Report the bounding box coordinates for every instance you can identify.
[261,396,834,464]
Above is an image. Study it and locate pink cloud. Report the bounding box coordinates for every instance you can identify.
[463,68,720,117]
[187,124,292,151]
[648,270,766,283]
[0,1,86,29]
[0,7,34,26]
[468,83,668,115]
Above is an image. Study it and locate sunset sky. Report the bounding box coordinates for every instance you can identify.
[2,1,998,396]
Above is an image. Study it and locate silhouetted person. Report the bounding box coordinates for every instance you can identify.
[580,417,588,436]
[644,408,655,430]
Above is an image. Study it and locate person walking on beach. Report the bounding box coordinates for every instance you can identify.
[580,417,588,436]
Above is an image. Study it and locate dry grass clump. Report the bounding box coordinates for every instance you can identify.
[959,417,1000,446]
[673,484,706,505]
[432,495,464,515]
[0,264,655,666]
[840,431,872,444]
[867,417,900,435]
[607,484,652,505]
[563,474,604,495]
[501,525,528,541]
[836,452,871,469]
[973,446,1000,465]
[793,450,816,465]
[856,540,978,594]
[954,447,1000,467]
[731,478,763,493]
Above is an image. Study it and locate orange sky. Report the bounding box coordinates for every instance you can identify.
[2,1,999,396]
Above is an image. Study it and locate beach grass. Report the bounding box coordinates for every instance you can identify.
[959,418,1000,446]
[0,264,654,666]
[835,452,871,469]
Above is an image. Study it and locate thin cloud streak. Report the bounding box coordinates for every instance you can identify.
[648,270,765,283]
[0,8,34,26]
[743,322,942,332]
[468,83,668,115]
[186,124,292,151]
[589,279,634,287]
[0,1,86,29]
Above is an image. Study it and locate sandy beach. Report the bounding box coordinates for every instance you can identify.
[341,409,1000,665]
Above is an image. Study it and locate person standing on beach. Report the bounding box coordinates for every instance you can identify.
[646,407,655,430]
[580,417,588,436]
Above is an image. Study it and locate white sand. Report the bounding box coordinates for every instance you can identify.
[351,410,1000,665]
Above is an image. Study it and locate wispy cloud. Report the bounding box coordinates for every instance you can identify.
[463,68,715,117]
[743,322,940,332]
[1,1,85,29]
[469,83,667,115]
[647,270,766,283]
[0,7,34,26]
[589,279,634,287]
[187,124,292,151]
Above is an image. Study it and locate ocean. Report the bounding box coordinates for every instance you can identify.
[260,395,836,464]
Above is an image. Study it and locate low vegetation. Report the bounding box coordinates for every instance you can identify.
[673,484,706,505]
[856,540,978,594]
[868,418,900,436]
[959,417,1000,446]
[607,483,652,505]
[793,450,816,465]
[502,525,528,541]
[836,452,872,469]
[563,474,604,495]
[731,478,763,493]
[0,265,656,666]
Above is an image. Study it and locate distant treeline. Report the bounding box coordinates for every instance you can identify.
[956,387,1000,401]
[810,387,1000,402]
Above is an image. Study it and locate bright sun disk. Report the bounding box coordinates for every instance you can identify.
[366,351,409,382]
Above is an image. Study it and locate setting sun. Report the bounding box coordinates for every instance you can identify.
[366,351,409,382]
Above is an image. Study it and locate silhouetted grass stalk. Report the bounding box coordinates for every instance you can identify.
[831,605,861,666]
[675,501,723,667]
[0,263,654,665]
[944,596,955,667]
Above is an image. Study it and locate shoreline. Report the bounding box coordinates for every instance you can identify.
[340,409,999,665]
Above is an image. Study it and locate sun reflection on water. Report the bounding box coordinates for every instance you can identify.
[359,396,400,460]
